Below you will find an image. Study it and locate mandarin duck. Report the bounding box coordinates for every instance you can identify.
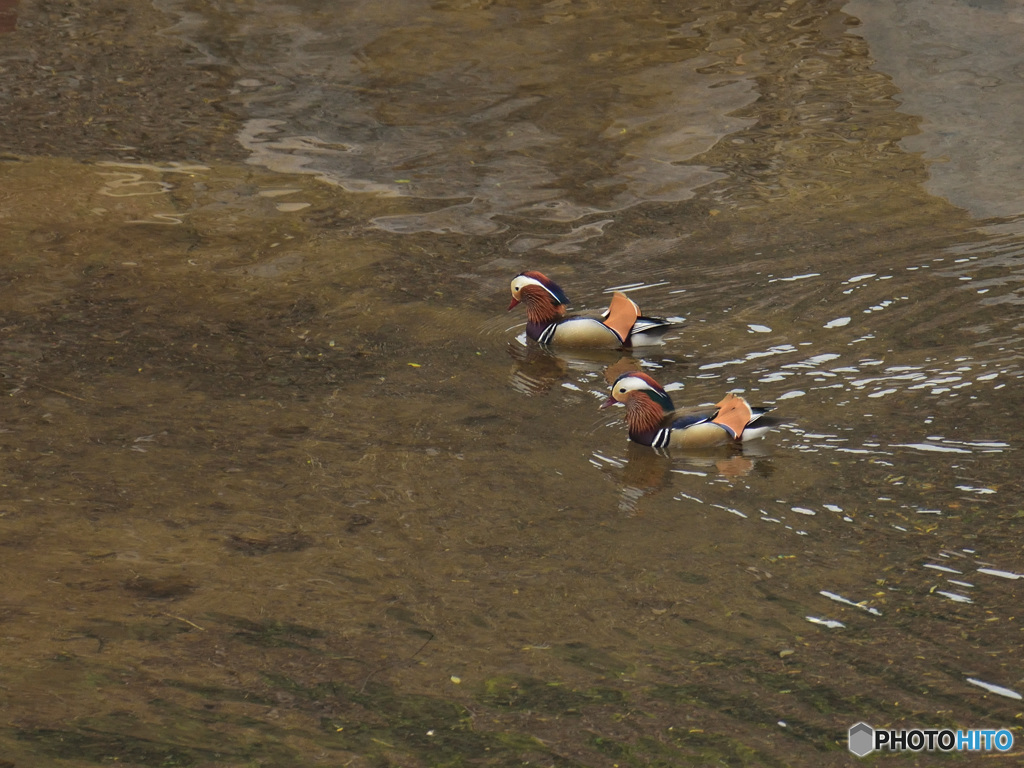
[602,372,777,449]
[509,271,675,348]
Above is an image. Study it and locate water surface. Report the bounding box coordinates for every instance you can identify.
[1,0,1022,765]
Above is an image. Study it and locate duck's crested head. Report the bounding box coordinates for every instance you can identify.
[602,372,675,411]
[509,271,569,312]
[603,372,674,435]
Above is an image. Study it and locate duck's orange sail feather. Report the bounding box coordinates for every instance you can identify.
[712,393,754,440]
[602,291,640,343]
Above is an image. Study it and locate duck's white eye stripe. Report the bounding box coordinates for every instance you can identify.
[512,276,544,293]
[512,277,535,292]
[514,276,561,302]
[615,376,651,392]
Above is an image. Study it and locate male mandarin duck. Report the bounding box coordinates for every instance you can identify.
[508,271,675,348]
[602,372,778,449]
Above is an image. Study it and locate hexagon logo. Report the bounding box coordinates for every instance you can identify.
[848,722,874,757]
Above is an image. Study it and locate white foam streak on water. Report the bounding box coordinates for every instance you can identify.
[850,372,928,388]
[698,344,797,371]
[768,272,820,283]
[924,563,963,574]
[674,492,705,503]
[598,280,671,292]
[805,353,841,365]
[867,388,897,398]
[820,590,882,616]
[824,317,851,328]
[977,568,1023,580]
[590,452,624,468]
[712,504,748,519]
[936,591,973,604]
[698,358,744,371]
[965,678,1023,701]
[892,443,972,454]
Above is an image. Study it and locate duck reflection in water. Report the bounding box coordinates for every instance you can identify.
[594,433,776,515]
[506,338,643,396]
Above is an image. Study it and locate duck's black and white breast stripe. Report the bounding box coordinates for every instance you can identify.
[651,428,672,448]
[538,323,558,344]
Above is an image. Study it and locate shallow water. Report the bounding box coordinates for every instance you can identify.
[1,0,1023,765]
